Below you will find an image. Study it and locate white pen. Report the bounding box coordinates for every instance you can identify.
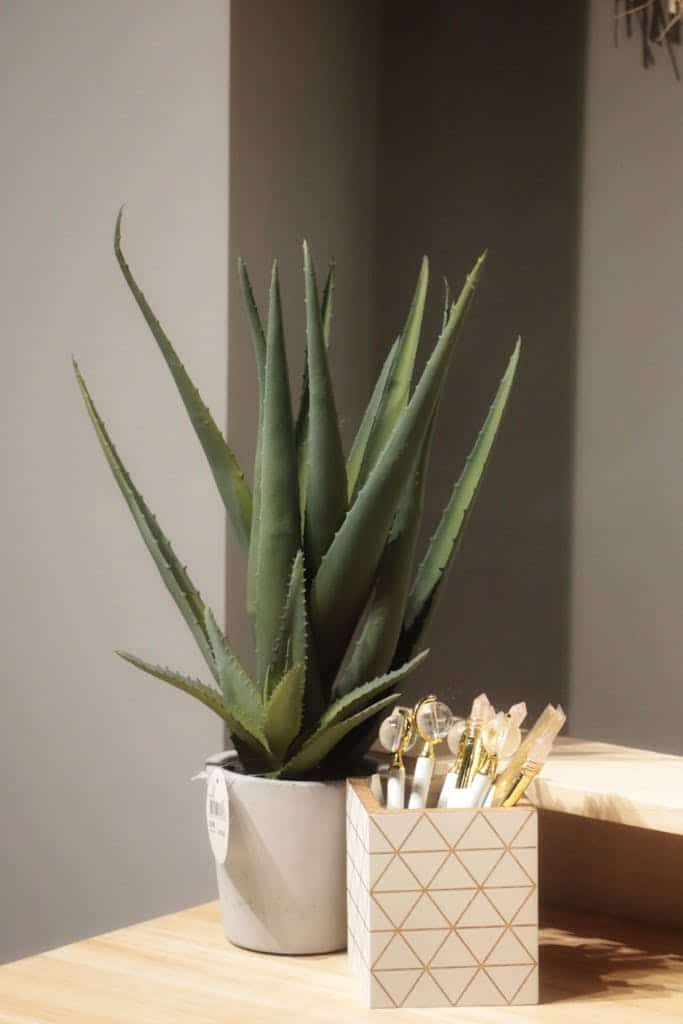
[378,707,415,809]
[408,696,453,809]
[437,718,465,807]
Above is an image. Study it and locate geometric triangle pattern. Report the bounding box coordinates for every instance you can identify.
[346,778,538,1008]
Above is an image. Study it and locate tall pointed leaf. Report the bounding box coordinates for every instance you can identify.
[115,651,268,754]
[264,662,306,762]
[242,263,267,634]
[322,650,428,729]
[352,256,429,499]
[441,277,451,332]
[74,361,216,678]
[237,257,266,394]
[334,418,436,698]
[280,692,399,778]
[311,254,487,684]
[398,339,521,662]
[302,242,347,574]
[114,211,251,548]
[251,263,300,683]
[296,265,334,521]
[346,336,400,498]
[203,607,264,733]
[267,551,306,696]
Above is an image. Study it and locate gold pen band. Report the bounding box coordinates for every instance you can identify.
[491,760,541,807]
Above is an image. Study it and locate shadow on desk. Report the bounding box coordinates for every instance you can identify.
[540,906,683,1004]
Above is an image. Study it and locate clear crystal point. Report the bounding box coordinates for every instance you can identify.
[379,711,409,754]
[416,699,453,743]
[508,701,527,727]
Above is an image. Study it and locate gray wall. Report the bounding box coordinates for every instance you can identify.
[374,1,587,720]
[570,3,683,753]
[0,0,228,962]
[227,0,381,667]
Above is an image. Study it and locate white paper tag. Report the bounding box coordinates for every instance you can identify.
[206,767,230,863]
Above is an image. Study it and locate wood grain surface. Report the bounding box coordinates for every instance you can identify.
[2,901,682,1022]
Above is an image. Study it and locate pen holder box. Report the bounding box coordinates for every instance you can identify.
[346,776,538,1009]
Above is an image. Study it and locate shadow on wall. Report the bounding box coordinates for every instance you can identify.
[374,0,589,719]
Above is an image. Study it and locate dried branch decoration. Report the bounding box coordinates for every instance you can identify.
[614,0,682,78]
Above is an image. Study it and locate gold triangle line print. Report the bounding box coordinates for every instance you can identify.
[456,846,507,887]
[481,964,511,1004]
[370,890,419,930]
[346,875,369,935]
[480,847,528,887]
[484,807,534,849]
[371,970,401,1008]
[510,964,538,1003]
[480,888,516,927]
[402,928,451,967]
[477,923,531,967]
[347,779,538,1008]
[398,849,451,888]
[346,812,369,859]
[510,925,539,964]
[451,964,484,1006]
[412,927,474,970]
[510,846,537,884]
[374,965,425,1007]
[425,966,463,1005]
[486,962,537,1005]
[370,810,426,853]
[457,926,506,966]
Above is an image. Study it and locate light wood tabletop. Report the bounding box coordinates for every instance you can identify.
[1,901,682,1023]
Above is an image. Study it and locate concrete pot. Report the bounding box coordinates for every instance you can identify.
[212,752,347,954]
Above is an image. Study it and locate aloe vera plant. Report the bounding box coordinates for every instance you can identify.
[74,212,521,779]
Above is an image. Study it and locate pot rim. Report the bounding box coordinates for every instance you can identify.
[209,750,348,790]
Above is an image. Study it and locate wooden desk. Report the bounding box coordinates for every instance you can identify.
[1,902,682,1022]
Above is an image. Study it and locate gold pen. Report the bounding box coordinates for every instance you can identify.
[490,733,553,807]
[490,703,565,802]
[455,693,493,788]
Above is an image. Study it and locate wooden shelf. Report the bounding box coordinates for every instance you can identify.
[528,736,683,836]
[424,736,683,836]
[2,902,682,1022]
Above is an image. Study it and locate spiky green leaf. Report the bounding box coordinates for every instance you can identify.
[237,257,266,395]
[346,337,400,498]
[115,651,267,754]
[203,607,264,733]
[280,692,400,778]
[74,361,216,678]
[296,265,334,522]
[441,277,451,332]
[334,419,435,698]
[352,256,429,499]
[114,211,251,549]
[250,263,300,683]
[398,339,521,661]
[302,242,347,574]
[322,650,428,730]
[264,662,306,762]
[311,254,487,684]
[267,551,306,695]
[237,257,266,638]
[238,260,267,634]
